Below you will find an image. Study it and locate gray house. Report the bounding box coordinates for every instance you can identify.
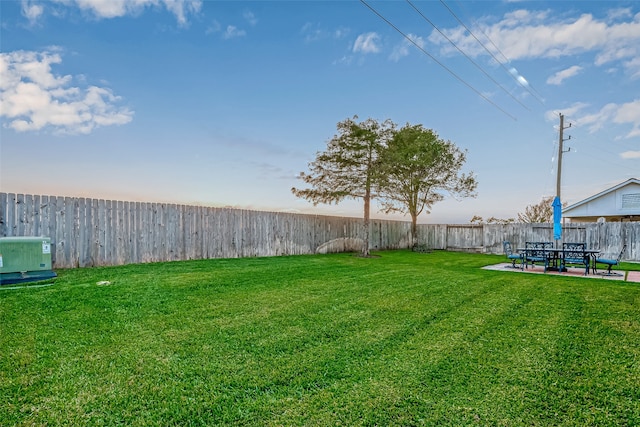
[563,178,640,222]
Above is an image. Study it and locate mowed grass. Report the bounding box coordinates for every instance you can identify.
[1,250,640,426]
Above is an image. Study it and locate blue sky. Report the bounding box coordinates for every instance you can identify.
[1,0,639,224]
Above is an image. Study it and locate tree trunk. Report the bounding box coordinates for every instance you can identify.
[362,191,370,257]
[411,213,418,247]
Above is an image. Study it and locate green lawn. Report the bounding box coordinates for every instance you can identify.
[2,250,640,426]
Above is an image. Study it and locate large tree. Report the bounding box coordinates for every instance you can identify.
[377,124,477,244]
[291,116,393,257]
[470,215,515,224]
[517,196,557,223]
[470,197,565,224]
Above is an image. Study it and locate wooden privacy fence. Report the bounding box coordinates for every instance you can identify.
[424,222,639,262]
[0,193,412,268]
[1,193,638,268]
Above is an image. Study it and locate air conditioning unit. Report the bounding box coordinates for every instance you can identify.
[0,237,57,285]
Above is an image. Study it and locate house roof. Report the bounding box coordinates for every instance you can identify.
[563,178,640,214]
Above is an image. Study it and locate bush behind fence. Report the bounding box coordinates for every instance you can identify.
[1,193,638,268]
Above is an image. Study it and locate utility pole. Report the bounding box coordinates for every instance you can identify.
[554,113,571,248]
[556,113,571,200]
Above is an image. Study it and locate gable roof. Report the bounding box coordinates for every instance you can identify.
[563,178,640,213]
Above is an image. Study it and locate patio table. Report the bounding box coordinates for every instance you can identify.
[518,247,600,274]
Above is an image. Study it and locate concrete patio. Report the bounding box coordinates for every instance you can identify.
[483,263,640,283]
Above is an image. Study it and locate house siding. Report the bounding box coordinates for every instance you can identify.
[564,179,640,222]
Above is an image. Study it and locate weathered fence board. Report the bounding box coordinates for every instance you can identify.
[446,225,484,251]
[1,192,638,268]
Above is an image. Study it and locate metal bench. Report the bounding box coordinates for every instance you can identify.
[524,241,552,272]
[561,242,590,275]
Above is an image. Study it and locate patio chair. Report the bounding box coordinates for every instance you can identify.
[594,245,626,276]
[524,241,551,272]
[503,241,523,269]
[561,242,589,275]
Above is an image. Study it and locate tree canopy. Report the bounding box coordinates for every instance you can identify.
[517,196,567,223]
[377,124,477,243]
[292,118,476,253]
[291,116,393,256]
[470,215,515,225]
[470,196,566,224]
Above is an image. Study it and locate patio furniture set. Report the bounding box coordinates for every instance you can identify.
[503,241,627,276]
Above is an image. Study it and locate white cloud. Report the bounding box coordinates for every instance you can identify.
[569,99,640,138]
[334,27,349,39]
[0,49,133,135]
[353,32,381,54]
[625,56,640,79]
[573,102,618,133]
[205,19,221,35]
[243,10,257,26]
[620,150,640,159]
[301,22,323,43]
[21,0,44,25]
[333,55,353,66]
[71,0,129,18]
[206,9,257,40]
[432,8,640,76]
[561,102,591,118]
[163,0,202,27]
[223,25,246,40]
[22,0,202,27]
[390,34,425,62]
[547,65,583,85]
[607,8,633,21]
[301,23,349,43]
[613,99,640,138]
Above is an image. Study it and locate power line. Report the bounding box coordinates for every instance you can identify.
[575,139,640,174]
[552,117,639,177]
[406,0,530,111]
[439,0,545,105]
[452,0,514,70]
[359,0,518,121]
[560,119,640,165]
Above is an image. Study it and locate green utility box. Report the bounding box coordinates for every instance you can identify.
[0,237,57,285]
